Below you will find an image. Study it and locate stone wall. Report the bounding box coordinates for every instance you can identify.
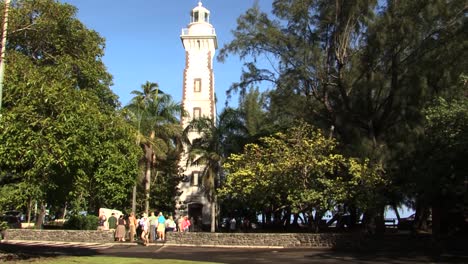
[3,229,114,243]
[3,229,358,248]
[164,232,358,249]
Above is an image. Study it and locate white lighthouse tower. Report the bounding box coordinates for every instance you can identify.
[176,1,218,231]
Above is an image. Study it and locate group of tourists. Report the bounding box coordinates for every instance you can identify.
[98,210,191,245]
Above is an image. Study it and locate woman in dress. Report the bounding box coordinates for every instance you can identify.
[115,215,126,242]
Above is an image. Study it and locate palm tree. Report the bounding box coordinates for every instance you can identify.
[126,81,183,214]
[183,108,247,232]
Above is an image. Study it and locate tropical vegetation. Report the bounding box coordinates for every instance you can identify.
[0,0,465,238]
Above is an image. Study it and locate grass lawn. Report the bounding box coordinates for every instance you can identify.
[9,256,221,264]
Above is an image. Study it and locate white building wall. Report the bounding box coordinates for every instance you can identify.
[176,2,217,229]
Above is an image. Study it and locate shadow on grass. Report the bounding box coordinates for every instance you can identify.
[0,243,100,261]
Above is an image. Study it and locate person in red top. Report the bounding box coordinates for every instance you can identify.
[180,215,191,232]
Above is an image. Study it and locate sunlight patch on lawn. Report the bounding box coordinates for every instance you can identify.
[12,256,222,264]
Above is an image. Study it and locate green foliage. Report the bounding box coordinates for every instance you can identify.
[184,108,248,191]
[0,221,8,231]
[125,81,184,213]
[238,86,269,137]
[220,122,385,220]
[404,95,468,229]
[218,0,466,231]
[0,0,141,216]
[6,0,117,107]
[63,215,99,230]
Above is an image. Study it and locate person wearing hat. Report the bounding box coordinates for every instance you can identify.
[140,213,149,246]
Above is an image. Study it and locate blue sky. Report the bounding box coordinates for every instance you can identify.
[60,0,273,110]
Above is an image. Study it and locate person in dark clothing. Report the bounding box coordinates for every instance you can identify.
[115,215,126,242]
[108,213,118,230]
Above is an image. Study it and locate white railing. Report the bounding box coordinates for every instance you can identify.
[181,28,216,36]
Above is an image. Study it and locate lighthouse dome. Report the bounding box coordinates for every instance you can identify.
[186,1,215,36]
[190,1,210,24]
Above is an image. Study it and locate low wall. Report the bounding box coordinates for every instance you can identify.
[3,229,358,248]
[165,232,356,248]
[2,229,439,250]
[3,229,114,243]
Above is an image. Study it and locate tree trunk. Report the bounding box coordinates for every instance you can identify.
[348,206,358,229]
[414,199,430,232]
[62,202,68,219]
[144,144,152,214]
[375,207,386,235]
[266,209,272,225]
[314,210,325,233]
[392,203,401,222]
[282,208,291,230]
[144,161,150,214]
[210,169,216,232]
[362,210,375,234]
[211,195,217,232]
[26,198,33,223]
[34,202,46,229]
[132,183,137,214]
[292,213,299,226]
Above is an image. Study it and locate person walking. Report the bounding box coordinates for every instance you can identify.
[136,215,142,240]
[157,212,166,241]
[115,215,127,242]
[128,212,137,242]
[107,212,118,241]
[148,211,158,242]
[140,213,149,246]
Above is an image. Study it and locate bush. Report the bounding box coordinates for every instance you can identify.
[63,215,98,230]
[0,221,8,231]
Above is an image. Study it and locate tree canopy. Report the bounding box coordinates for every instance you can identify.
[220,122,385,230]
[218,0,467,233]
[0,0,140,220]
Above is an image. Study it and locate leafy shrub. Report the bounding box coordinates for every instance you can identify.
[63,215,98,230]
[0,221,8,231]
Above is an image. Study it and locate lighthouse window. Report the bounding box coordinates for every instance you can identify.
[191,171,200,186]
[193,107,201,119]
[194,78,202,92]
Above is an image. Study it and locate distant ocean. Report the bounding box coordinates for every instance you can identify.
[384,205,414,223]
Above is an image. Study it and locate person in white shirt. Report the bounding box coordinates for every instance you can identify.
[140,214,149,246]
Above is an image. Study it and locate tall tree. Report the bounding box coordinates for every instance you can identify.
[126,81,183,214]
[4,0,117,108]
[0,0,140,222]
[183,108,247,232]
[218,0,467,232]
[401,93,468,236]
